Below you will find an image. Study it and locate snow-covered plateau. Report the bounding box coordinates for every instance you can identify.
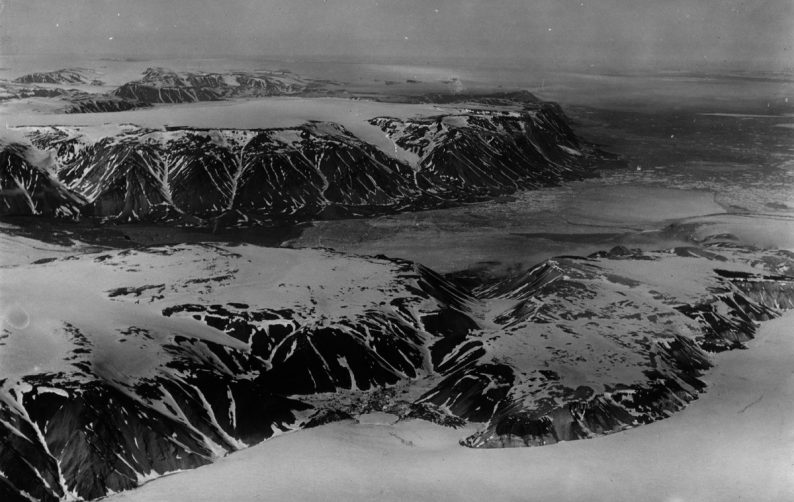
[1,232,792,500]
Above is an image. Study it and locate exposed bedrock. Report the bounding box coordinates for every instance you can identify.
[0,83,150,113]
[0,142,84,217]
[0,346,310,501]
[1,244,792,499]
[3,103,612,223]
[111,67,310,104]
[13,69,103,86]
[62,92,150,113]
[457,249,794,448]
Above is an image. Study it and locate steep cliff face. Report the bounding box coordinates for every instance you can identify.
[0,244,467,500]
[227,123,420,220]
[3,68,149,114]
[55,131,183,222]
[1,240,792,500]
[60,91,150,113]
[454,247,794,448]
[0,85,150,113]
[4,67,552,112]
[0,86,65,100]
[4,67,320,113]
[13,68,102,85]
[112,67,311,104]
[0,140,84,216]
[20,123,422,222]
[8,104,604,224]
[370,105,593,198]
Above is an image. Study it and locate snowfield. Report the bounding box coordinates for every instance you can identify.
[1,229,792,500]
[1,97,463,161]
[108,312,794,502]
[0,243,424,384]
[1,58,792,502]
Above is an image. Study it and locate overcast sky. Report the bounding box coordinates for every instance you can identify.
[1,0,792,68]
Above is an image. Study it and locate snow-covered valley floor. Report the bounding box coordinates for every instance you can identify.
[108,311,794,502]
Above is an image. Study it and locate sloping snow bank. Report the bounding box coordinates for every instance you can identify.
[109,312,794,502]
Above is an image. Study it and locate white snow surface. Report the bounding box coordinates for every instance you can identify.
[2,97,477,166]
[107,312,794,502]
[0,243,428,385]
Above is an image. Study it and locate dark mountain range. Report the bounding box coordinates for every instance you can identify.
[59,90,150,113]
[0,140,84,217]
[3,67,324,112]
[0,86,65,100]
[1,241,791,501]
[13,68,103,86]
[4,104,611,223]
[112,67,314,104]
[0,85,151,113]
[5,67,567,112]
[4,66,313,113]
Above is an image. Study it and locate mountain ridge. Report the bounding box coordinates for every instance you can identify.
[1,241,791,501]
[2,104,615,225]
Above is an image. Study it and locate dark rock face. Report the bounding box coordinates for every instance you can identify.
[112,67,309,104]
[370,106,600,201]
[61,91,149,113]
[0,142,84,216]
[13,68,101,85]
[58,134,174,221]
[1,242,792,500]
[0,247,469,500]
[164,134,239,217]
[4,67,554,113]
[20,382,216,500]
[457,249,794,448]
[0,86,66,100]
[3,67,325,114]
[4,69,146,113]
[0,85,149,113]
[9,104,608,224]
[1,372,310,501]
[0,391,66,502]
[407,90,543,106]
[228,124,419,220]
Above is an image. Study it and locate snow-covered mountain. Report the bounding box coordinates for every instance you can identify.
[1,67,569,116]
[12,68,103,86]
[112,67,314,104]
[0,137,84,217]
[0,85,150,113]
[1,240,791,501]
[5,105,606,223]
[370,103,586,194]
[2,67,323,114]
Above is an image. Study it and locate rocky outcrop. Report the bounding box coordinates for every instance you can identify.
[0,245,468,500]
[4,67,594,118]
[112,67,310,104]
[0,140,84,216]
[0,86,66,100]
[60,91,149,113]
[370,105,599,199]
[456,247,794,448]
[396,89,543,106]
[13,68,102,85]
[9,103,608,224]
[4,67,329,112]
[1,242,792,500]
[0,84,149,113]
